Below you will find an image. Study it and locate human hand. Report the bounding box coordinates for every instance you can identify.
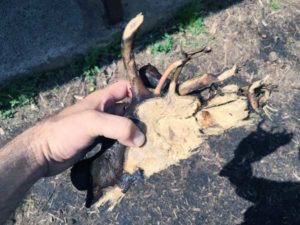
[27,81,145,177]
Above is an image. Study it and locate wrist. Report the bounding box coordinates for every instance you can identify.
[0,123,48,222]
[16,124,49,178]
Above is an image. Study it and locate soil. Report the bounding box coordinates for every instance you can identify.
[1,0,300,224]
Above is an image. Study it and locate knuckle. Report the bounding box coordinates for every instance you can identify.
[121,119,135,139]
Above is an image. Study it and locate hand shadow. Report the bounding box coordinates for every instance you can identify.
[220,121,300,225]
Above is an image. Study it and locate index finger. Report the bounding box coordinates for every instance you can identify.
[84,80,132,111]
[58,80,132,117]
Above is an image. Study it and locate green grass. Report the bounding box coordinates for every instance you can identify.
[0,79,36,118]
[70,31,121,76]
[176,1,206,36]
[150,33,174,54]
[186,17,206,36]
[148,0,207,54]
[52,84,60,92]
[270,0,280,10]
[83,66,101,92]
[71,39,121,76]
[177,6,206,36]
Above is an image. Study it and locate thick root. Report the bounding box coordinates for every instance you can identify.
[178,64,238,95]
[154,46,211,95]
[122,13,150,101]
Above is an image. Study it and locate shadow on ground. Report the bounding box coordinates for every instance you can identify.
[220,121,300,225]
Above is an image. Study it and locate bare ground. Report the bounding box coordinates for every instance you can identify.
[1,0,300,224]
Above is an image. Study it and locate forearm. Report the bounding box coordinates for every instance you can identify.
[0,81,144,223]
[0,127,46,224]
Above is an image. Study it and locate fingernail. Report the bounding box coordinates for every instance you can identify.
[132,129,145,147]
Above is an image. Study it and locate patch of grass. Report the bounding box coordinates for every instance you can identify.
[52,84,60,92]
[176,1,207,36]
[71,40,121,76]
[0,109,14,118]
[187,17,206,36]
[0,79,37,118]
[83,66,101,92]
[176,2,204,29]
[84,48,103,68]
[71,48,106,76]
[270,0,280,10]
[147,0,207,55]
[150,33,174,54]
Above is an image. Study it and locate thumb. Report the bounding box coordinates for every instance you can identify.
[83,110,145,147]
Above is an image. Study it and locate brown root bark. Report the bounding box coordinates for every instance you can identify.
[154,46,211,95]
[178,64,238,95]
[247,77,273,112]
[178,73,217,96]
[122,13,150,101]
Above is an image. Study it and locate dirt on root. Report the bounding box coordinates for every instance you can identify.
[1,0,300,224]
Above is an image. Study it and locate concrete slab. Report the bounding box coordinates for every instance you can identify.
[0,0,191,82]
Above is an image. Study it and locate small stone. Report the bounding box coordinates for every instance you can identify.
[30,103,39,111]
[146,48,151,55]
[261,34,267,39]
[268,51,278,62]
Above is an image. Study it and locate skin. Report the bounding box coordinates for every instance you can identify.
[0,81,145,224]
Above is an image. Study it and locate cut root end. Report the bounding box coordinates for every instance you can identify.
[122,13,144,41]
